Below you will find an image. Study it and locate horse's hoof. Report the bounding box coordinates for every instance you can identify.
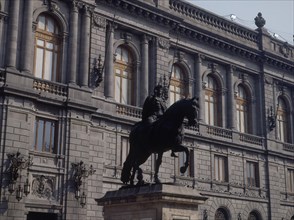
[136,180,145,186]
[180,166,187,174]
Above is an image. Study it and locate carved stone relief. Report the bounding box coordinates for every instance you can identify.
[158,38,169,49]
[93,15,106,29]
[280,43,290,58]
[32,175,55,200]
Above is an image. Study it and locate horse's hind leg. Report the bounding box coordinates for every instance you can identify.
[130,164,137,185]
[154,152,163,184]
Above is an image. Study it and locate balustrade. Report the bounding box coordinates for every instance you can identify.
[116,103,142,119]
[33,79,67,97]
[169,0,258,43]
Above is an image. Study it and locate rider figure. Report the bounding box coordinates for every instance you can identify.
[142,84,177,157]
[142,84,166,123]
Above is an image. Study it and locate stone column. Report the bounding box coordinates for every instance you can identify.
[140,34,149,106]
[80,6,91,87]
[6,0,20,69]
[195,54,204,122]
[104,22,114,99]
[20,0,33,73]
[68,1,79,84]
[227,65,236,130]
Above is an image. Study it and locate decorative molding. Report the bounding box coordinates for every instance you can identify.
[32,175,55,200]
[208,63,218,73]
[264,76,273,85]
[97,0,294,73]
[93,15,106,28]
[158,38,170,49]
[239,73,249,83]
[120,32,133,42]
[280,43,290,58]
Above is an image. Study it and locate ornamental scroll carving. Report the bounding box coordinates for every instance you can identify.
[280,43,290,58]
[158,38,170,49]
[93,15,106,29]
[32,175,55,200]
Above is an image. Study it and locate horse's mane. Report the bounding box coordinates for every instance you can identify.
[163,98,188,117]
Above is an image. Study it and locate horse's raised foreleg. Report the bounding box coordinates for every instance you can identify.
[154,152,163,184]
[173,145,190,174]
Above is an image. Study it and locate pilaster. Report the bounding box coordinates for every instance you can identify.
[68,1,79,84]
[6,0,20,69]
[80,5,91,87]
[20,0,33,73]
[140,34,149,106]
[104,22,114,99]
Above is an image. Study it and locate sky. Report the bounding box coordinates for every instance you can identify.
[186,0,294,45]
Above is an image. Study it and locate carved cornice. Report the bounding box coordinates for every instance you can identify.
[262,52,294,72]
[169,0,259,43]
[96,0,293,73]
[96,0,181,29]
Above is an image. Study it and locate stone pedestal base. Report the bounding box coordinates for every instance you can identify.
[96,183,207,220]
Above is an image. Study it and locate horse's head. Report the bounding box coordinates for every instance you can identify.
[186,97,199,126]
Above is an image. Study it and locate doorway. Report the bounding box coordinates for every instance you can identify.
[27,212,58,220]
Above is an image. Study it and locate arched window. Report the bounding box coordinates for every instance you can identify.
[34,14,62,82]
[205,75,221,126]
[248,211,261,220]
[169,64,186,105]
[277,97,289,142]
[236,85,250,133]
[114,45,134,105]
[215,208,229,220]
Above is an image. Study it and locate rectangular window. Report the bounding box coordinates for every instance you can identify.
[214,155,228,182]
[33,117,58,154]
[119,137,129,166]
[287,169,294,192]
[246,161,259,187]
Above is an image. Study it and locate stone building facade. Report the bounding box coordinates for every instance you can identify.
[0,0,294,219]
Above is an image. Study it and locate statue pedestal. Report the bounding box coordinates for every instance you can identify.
[96,183,208,220]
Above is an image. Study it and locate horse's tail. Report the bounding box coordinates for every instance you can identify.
[121,151,133,184]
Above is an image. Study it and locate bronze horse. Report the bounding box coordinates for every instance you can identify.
[121,97,199,185]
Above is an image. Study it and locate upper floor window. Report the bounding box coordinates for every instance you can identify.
[287,169,294,192]
[114,46,134,105]
[236,85,250,133]
[214,155,228,182]
[33,117,58,154]
[34,14,62,82]
[169,64,186,105]
[277,97,290,143]
[246,161,259,187]
[205,75,221,126]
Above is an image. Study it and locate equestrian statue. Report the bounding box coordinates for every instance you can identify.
[121,84,199,185]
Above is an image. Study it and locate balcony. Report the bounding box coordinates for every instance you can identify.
[33,79,67,97]
[116,103,264,149]
[283,143,294,152]
[116,103,142,119]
